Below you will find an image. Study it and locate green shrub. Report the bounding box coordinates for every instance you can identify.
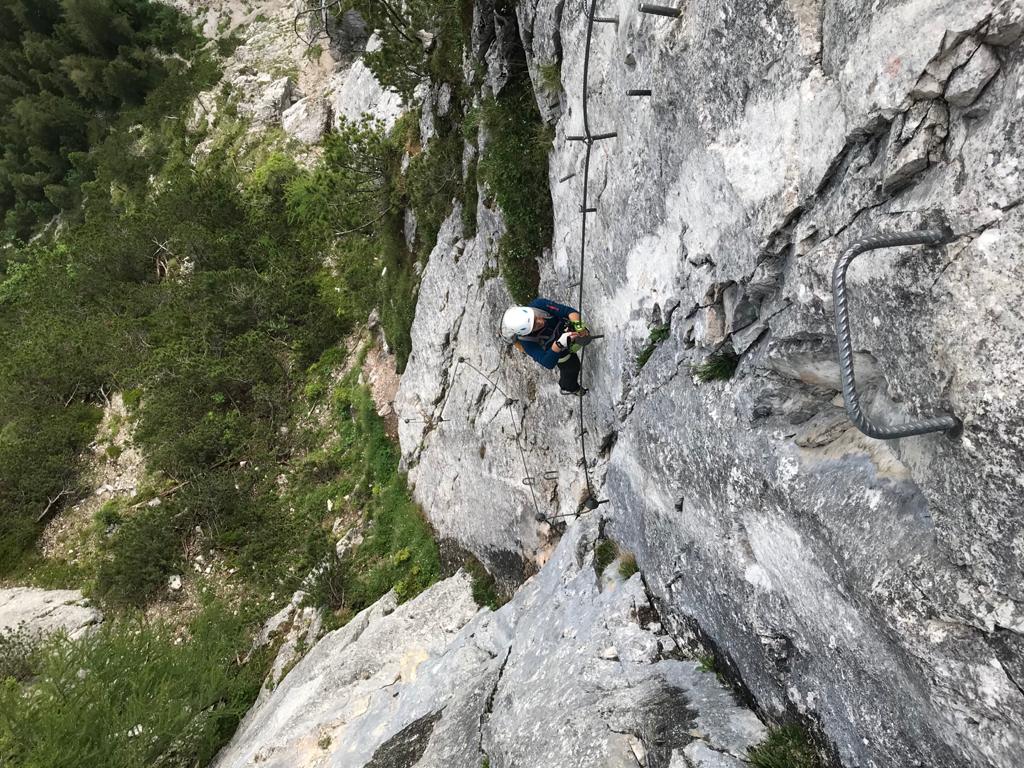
[346,0,465,98]
[0,603,269,768]
[94,506,179,607]
[465,557,502,610]
[618,552,639,579]
[594,539,617,576]
[538,60,562,92]
[693,352,740,383]
[748,725,822,768]
[462,155,479,238]
[405,129,464,259]
[297,361,441,621]
[479,78,552,304]
[636,324,671,369]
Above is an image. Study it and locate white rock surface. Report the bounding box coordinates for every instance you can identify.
[282,97,331,144]
[213,519,765,768]
[0,587,101,639]
[330,48,404,131]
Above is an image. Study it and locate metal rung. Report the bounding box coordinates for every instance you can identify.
[581,206,597,213]
[627,89,652,96]
[523,470,560,487]
[566,132,617,143]
[593,16,618,23]
[639,3,681,17]
[832,227,961,440]
[559,172,577,182]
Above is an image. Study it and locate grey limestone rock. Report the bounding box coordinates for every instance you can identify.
[213,519,765,768]
[282,96,331,144]
[248,76,296,126]
[945,44,1002,107]
[396,1,1024,766]
[0,587,101,639]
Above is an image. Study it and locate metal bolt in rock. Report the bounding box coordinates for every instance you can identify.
[832,227,962,439]
[627,89,652,96]
[638,3,682,17]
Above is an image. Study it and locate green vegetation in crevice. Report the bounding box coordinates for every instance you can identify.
[297,355,441,626]
[636,324,672,369]
[478,74,553,304]
[618,551,639,579]
[461,107,481,239]
[462,155,480,238]
[538,60,562,93]
[594,538,618,576]
[405,120,465,260]
[465,556,503,611]
[748,725,823,768]
[697,653,717,673]
[693,351,740,383]
[0,602,272,768]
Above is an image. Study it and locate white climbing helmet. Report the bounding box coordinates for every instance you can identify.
[501,306,535,339]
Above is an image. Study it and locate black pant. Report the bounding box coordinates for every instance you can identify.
[557,353,582,393]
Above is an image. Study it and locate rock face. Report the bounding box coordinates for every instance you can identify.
[212,518,765,768]
[329,35,404,131]
[0,587,101,639]
[282,96,331,144]
[395,1,1024,767]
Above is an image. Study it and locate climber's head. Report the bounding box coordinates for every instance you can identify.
[501,306,548,340]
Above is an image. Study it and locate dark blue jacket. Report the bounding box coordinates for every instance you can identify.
[518,297,578,370]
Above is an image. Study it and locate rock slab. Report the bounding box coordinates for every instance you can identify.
[0,587,101,639]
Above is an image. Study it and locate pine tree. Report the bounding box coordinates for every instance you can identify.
[0,0,201,241]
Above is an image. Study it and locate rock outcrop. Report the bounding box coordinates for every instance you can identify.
[212,517,765,768]
[394,1,1024,766]
[0,587,101,639]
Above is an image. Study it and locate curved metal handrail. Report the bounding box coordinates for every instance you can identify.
[832,228,962,439]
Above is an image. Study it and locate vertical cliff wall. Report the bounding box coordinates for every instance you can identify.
[396,1,1024,765]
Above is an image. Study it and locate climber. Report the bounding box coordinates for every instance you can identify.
[501,298,591,395]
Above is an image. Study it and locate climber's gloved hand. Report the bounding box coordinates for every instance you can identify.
[556,331,573,350]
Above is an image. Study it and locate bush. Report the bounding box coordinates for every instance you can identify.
[693,351,739,383]
[344,0,465,99]
[405,129,464,259]
[594,539,617,576]
[94,506,179,607]
[479,78,552,304]
[0,603,269,768]
[299,363,441,620]
[465,556,502,611]
[636,324,671,369]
